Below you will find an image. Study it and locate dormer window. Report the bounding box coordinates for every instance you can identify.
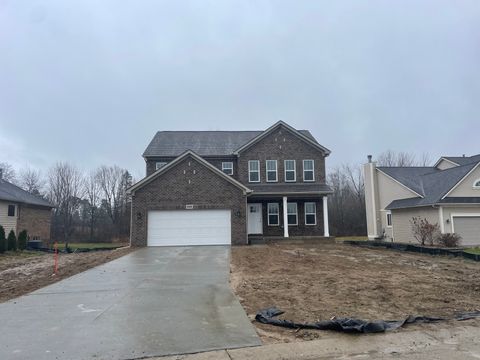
[474,179,480,189]
[156,162,167,170]
[222,162,233,175]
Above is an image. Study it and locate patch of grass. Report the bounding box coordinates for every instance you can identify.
[464,247,480,255]
[0,251,42,260]
[53,242,127,250]
[335,236,368,241]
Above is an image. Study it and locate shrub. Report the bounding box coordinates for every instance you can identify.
[0,226,5,253]
[7,230,17,251]
[436,233,462,248]
[410,217,440,246]
[18,230,28,251]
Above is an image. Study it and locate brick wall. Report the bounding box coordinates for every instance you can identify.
[131,155,247,246]
[237,127,326,185]
[17,205,52,241]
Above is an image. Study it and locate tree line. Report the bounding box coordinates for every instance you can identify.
[1,162,132,247]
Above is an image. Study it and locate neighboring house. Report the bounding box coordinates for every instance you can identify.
[364,154,480,246]
[0,171,54,241]
[128,121,333,246]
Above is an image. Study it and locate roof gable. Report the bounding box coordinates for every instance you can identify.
[233,121,331,155]
[128,150,252,194]
[0,179,53,208]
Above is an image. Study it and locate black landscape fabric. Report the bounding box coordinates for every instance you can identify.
[255,307,480,334]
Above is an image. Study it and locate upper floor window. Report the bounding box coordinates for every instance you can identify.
[266,160,278,182]
[305,202,316,225]
[248,160,260,182]
[474,179,480,189]
[222,162,233,175]
[8,204,15,217]
[287,203,298,225]
[303,160,315,182]
[155,162,167,170]
[267,203,279,226]
[284,160,296,182]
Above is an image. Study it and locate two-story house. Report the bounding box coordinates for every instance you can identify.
[364,154,480,246]
[128,121,332,246]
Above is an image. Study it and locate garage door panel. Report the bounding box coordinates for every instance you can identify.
[453,216,480,246]
[147,210,231,246]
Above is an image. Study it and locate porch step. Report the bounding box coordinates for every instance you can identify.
[248,236,335,245]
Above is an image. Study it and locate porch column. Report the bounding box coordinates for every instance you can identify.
[283,196,289,238]
[323,195,330,237]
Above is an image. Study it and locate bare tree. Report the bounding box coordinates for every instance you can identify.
[18,167,45,195]
[0,162,16,183]
[85,171,101,242]
[96,165,124,230]
[47,162,84,248]
[343,164,365,208]
[377,150,417,167]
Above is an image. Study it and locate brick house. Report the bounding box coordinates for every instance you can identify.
[0,172,54,241]
[128,121,333,246]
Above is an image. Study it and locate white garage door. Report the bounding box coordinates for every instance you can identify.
[453,216,480,246]
[147,210,231,246]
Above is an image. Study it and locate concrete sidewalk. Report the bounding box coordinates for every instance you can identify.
[156,320,480,359]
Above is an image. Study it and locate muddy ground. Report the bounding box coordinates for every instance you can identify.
[230,243,480,343]
[0,247,133,302]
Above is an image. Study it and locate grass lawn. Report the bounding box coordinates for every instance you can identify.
[53,242,128,250]
[335,236,368,241]
[464,247,480,255]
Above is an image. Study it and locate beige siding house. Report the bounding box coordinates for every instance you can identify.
[364,154,480,246]
[0,172,54,241]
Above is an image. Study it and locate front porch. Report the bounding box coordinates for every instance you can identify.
[246,193,330,241]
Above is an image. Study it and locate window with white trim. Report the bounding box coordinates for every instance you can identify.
[386,212,392,227]
[474,179,480,189]
[303,160,315,182]
[155,162,167,170]
[287,203,298,225]
[284,160,296,182]
[248,160,260,182]
[305,202,316,225]
[267,203,280,226]
[266,160,278,182]
[222,162,233,175]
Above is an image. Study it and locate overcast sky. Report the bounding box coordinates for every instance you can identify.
[0,0,479,179]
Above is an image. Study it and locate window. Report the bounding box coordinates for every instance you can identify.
[287,203,298,225]
[266,160,278,182]
[222,162,233,175]
[303,160,315,182]
[155,162,167,170]
[284,160,296,182]
[305,202,316,225]
[7,205,15,217]
[386,212,392,227]
[267,203,279,226]
[474,179,480,189]
[248,160,260,182]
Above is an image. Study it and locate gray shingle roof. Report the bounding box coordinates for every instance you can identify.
[248,183,333,195]
[0,179,53,208]
[384,161,480,210]
[143,130,318,157]
[377,167,437,195]
[442,154,480,166]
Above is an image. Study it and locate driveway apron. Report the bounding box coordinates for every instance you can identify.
[0,246,261,360]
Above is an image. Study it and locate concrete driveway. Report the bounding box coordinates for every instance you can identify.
[0,246,261,360]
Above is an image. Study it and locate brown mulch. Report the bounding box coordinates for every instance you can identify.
[0,247,133,303]
[230,243,480,343]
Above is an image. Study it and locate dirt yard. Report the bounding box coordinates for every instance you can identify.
[230,242,480,343]
[0,247,133,302]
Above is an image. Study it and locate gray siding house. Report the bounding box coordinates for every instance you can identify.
[128,121,333,246]
[364,154,480,246]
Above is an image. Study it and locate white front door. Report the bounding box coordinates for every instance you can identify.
[247,203,263,234]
